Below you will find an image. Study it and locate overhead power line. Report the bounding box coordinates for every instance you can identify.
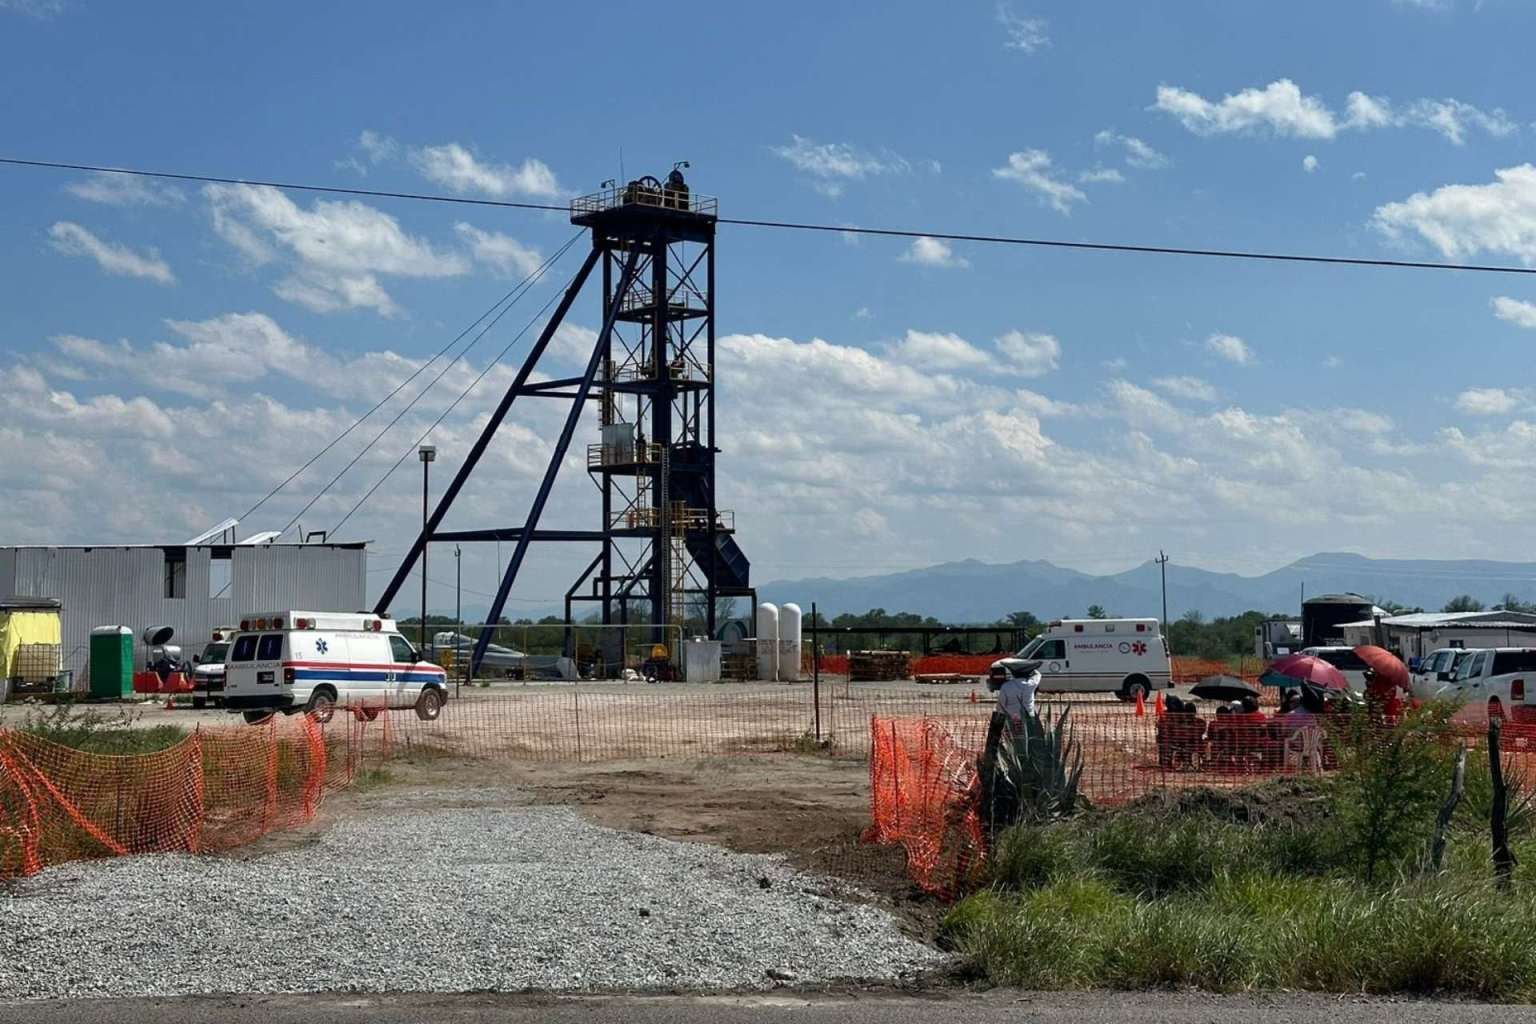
[237,230,583,526]
[6,155,1536,276]
[282,233,583,537]
[329,259,583,538]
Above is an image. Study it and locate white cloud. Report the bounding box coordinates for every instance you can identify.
[358,130,398,164]
[853,307,874,320]
[1094,130,1169,169]
[1152,376,1218,402]
[1078,167,1125,184]
[900,236,969,269]
[65,172,184,207]
[771,136,909,196]
[1206,333,1254,365]
[47,222,176,285]
[411,143,561,198]
[454,223,544,279]
[1324,354,1343,368]
[0,0,64,16]
[995,3,1048,53]
[1303,155,1319,173]
[1155,79,1338,139]
[1372,165,1536,264]
[1410,99,1517,144]
[1456,387,1520,415]
[1344,91,1395,130]
[1493,296,1536,328]
[204,183,469,316]
[890,330,990,370]
[992,150,1087,214]
[994,331,1061,377]
[1159,80,1517,145]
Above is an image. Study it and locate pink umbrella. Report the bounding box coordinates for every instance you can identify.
[1262,654,1348,691]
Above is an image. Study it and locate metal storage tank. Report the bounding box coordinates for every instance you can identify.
[756,602,779,681]
[780,602,803,682]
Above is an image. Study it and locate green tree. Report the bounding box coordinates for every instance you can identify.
[1442,595,1485,613]
[1494,593,1536,614]
[1086,605,1109,619]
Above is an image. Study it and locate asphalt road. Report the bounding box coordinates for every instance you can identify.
[2,991,1531,1024]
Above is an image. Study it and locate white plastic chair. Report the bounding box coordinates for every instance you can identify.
[1282,725,1325,772]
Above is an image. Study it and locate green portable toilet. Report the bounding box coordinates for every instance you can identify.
[89,625,134,699]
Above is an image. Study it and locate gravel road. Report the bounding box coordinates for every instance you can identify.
[0,799,942,1000]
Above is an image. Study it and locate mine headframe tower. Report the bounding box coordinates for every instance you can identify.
[373,175,753,675]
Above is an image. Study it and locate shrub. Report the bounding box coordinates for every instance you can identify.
[988,706,1084,826]
[1331,704,1459,881]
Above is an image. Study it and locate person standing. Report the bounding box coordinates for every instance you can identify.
[980,659,1042,831]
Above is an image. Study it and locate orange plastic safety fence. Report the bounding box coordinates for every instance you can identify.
[0,714,325,880]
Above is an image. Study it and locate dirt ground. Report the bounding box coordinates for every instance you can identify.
[255,750,946,940]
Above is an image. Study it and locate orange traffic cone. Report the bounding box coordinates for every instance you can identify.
[968,689,977,704]
[1154,691,1166,716]
[1135,689,1146,717]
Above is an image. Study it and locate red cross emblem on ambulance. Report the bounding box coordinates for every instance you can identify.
[1131,641,1147,656]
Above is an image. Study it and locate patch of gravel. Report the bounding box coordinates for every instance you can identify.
[0,799,944,1000]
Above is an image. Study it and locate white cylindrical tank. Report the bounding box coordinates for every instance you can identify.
[780,603,803,682]
[756,602,780,681]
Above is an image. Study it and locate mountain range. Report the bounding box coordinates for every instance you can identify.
[755,552,1536,623]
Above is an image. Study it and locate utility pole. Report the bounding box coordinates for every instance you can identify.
[1155,550,1170,631]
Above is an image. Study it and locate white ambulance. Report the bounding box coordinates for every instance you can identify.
[990,618,1172,700]
[222,611,448,725]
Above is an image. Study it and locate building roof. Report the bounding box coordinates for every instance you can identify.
[0,596,61,610]
[1338,610,1536,629]
[0,542,367,551]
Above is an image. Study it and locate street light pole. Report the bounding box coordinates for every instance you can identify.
[418,443,436,650]
[454,543,462,697]
[1155,550,1170,633]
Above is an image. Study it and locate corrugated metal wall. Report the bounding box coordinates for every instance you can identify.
[1,546,366,685]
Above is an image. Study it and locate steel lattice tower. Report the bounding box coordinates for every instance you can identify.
[374,177,752,674]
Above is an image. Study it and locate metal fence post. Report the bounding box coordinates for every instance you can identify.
[812,601,821,742]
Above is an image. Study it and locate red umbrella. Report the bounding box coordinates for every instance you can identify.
[1263,654,1348,690]
[1354,645,1410,692]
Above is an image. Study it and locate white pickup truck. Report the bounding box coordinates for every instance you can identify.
[1441,647,1536,719]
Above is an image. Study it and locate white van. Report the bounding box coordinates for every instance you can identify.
[1299,646,1372,692]
[1443,648,1536,719]
[223,611,448,725]
[990,618,1172,700]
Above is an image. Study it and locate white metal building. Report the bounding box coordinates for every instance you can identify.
[0,543,367,687]
[1338,611,1536,662]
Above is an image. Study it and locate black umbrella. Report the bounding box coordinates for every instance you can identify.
[1190,676,1261,702]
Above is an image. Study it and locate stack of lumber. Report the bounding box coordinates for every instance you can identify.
[848,650,912,682]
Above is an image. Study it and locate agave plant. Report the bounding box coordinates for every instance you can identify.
[984,706,1086,829]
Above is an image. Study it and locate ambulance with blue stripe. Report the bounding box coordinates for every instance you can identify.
[222,611,448,725]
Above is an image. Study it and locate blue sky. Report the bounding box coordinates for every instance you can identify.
[4,0,1536,615]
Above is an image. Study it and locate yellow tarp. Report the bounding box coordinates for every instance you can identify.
[0,609,63,679]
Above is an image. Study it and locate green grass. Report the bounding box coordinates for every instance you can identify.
[945,871,1536,999]
[946,763,1536,1000]
[16,704,188,755]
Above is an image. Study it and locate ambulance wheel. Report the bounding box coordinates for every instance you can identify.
[415,687,445,721]
[306,687,337,724]
[242,710,273,726]
[1121,676,1150,703]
